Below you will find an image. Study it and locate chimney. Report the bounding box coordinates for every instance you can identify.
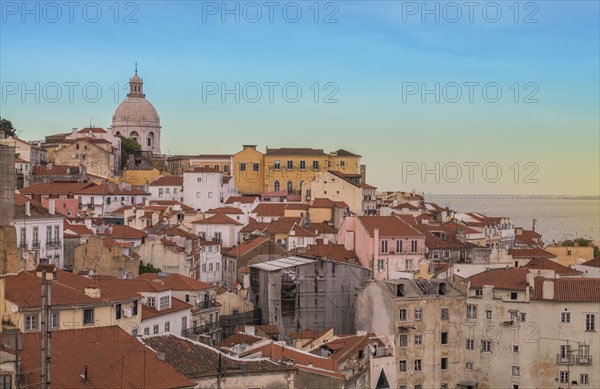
[48,199,55,215]
[360,165,367,185]
[25,201,31,217]
[542,280,555,300]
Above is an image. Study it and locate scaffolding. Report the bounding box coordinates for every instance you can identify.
[0,144,16,226]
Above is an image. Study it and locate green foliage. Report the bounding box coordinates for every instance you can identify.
[119,136,142,169]
[0,118,17,138]
[562,238,592,247]
[594,246,600,258]
[139,260,161,274]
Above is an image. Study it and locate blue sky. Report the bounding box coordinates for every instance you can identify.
[1,0,598,195]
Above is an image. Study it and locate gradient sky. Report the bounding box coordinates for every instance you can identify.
[1,1,598,195]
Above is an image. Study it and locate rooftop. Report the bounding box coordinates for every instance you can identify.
[251,256,316,271]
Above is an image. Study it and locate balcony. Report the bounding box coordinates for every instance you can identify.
[556,354,575,365]
[31,241,40,251]
[46,240,62,248]
[576,355,592,365]
[18,242,28,250]
[182,321,220,337]
[195,299,217,310]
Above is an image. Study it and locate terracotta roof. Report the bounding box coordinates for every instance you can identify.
[32,164,81,176]
[3,327,194,389]
[290,326,332,343]
[285,203,309,211]
[60,137,112,145]
[142,297,193,320]
[265,147,326,156]
[311,198,338,208]
[581,257,600,268]
[186,166,219,173]
[149,176,183,187]
[206,207,244,215]
[468,267,530,291]
[225,236,271,256]
[225,196,259,204]
[137,273,214,291]
[264,219,298,235]
[509,248,557,259]
[360,183,377,189]
[142,335,291,377]
[78,127,107,134]
[333,149,361,157]
[256,324,281,335]
[77,183,148,195]
[515,229,542,246]
[20,182,94,196]
[357,216,425,238]
[240,221,269,233]
[217,332,264,348]
[532,277,600,302]
[253,203,287,217]
[522,258,582,275]
[103,224,147,239]
[14,194,63,219]
[63,221,94,236]
[310,222,338,234]
[291,225,317,237]
[302,243,358,264]
[316,334,369,364]
[193,213,242,225]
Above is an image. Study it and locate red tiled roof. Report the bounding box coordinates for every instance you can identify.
[142,297,193,320]
[193,213,242,225]
[3,327,194,389]
[20,182,94,196]
[225,236,271,256]
[358,216,424,238]
[468,267,530,291]
[103,224,147,239]
[78,127,107,134]
[206,207,244,215]
[291,225,317,237]
[217,332,264,347]
[63,221,94,236]
[532,277,600,302]
[137,272,214,291]
[225,196,259,204]
[265,147,326,156]
[522,258,582,275]
[509,248,557,259]
[149,176,183,187]
[302,243,358,264]
[253,203,287,217]
[581,257,600,268]
[285,203,309,211]
[246,343,341,377]
[240,221,269,233]
[77,184,148,195]
[186,166,219,173]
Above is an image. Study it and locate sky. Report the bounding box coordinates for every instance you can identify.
[1,0,599,195]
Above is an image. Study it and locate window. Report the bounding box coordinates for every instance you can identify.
[399,309,407,321]
[512,344,520,353]
[202,264,206,272]
[312,160,319,170]
[399,360,407,372]
[466,339,474,350]
[415,308,422,321]
[286,181,293,194]
[148,297,155,307]
[397,240,403,252]
[208,192,213,198]
[585,313,596,331]
[144,327,150,335]
[159,295,170,310]
[381,240,388,253]
[182,316,187,330]
[415,386,422,389]
[25,314,38,331]
[475,289,483,297]
[482,340,492,352]
[51,312,59,329]
[274,160,281,170]
[414,359,422,371]
[340,160,346,167]
[406,259,413,270]
[486,310,492,320]
[559,345,571,361]
[132,301,138,316]
[274,180,280,192]
[441,332,448,344]
[252,163,259,171]
[399,334,408,347]
[216,263,220,271]
[153,324,159,334]
[441,307,449,320]
[467,305,477,319]
[46,226,52,244]
[286,160,293,169]
[559,371,569,384]
[465,362,473,369]
[185,294,190,303]
[441,385,448,389]
[83,308,94,325]
[510,292,518,300]
[299,160,306,170]
[196,192,201,198]
[116,303,122,320]
[512,366,520,376]
[239,162,246,171]
[209,263,214,272]
[580,374,589,384]
[414,334,422,346]
[165,322,170,332]
[441,358,448,370]
[377,259,384,272]
[561,311,571,323]
[131,328,138,337]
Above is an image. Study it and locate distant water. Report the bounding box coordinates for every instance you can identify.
[426,195,600,244]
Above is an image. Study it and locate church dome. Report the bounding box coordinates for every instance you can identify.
[112,97,160,126]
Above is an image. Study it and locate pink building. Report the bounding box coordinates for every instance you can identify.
[41,197,79,218]
[338,216,426,280]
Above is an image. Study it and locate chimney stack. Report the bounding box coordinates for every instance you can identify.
[48,199,55,215]
[360,165,367,185]
[25,201,31,217]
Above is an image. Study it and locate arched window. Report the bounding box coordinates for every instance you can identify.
[130,131,139,144]
[274,180,280,192]
[287,181,293,194]
[147,132,154,147]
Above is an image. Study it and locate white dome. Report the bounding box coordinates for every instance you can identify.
[112,97,160,126]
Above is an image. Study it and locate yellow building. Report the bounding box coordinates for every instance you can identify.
[167,154,232,176]
[545,245,595,267]
[232,145,265,195]
[232,145,362,196]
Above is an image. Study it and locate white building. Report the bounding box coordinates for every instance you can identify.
[148,176,183,202]
[192,214,242,248]
[75,183,148,217]
[140,292,192,337]
[574,257,600,278]
[200,240,222,285]
[183,167,227,211]
[14,196,65,268]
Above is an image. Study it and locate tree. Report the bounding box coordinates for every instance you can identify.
[0,118,17,138]
[119,136,142,169]
[139,260,161,274]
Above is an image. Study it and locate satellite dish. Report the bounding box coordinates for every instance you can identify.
[11,305,19,313]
